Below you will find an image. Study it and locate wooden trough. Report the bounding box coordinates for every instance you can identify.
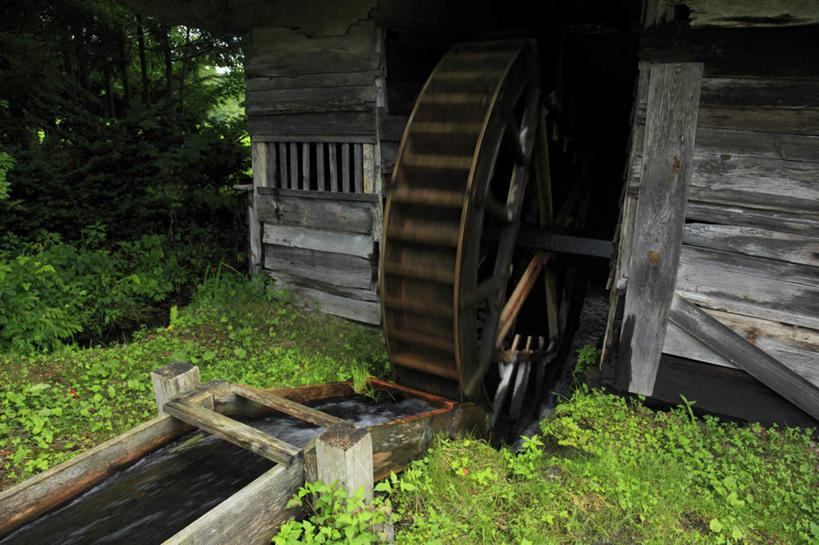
[0,369,487,544]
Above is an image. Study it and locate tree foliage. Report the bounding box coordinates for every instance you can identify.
[0,0,249,243]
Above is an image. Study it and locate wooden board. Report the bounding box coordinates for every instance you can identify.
[247,21,379,77]
[246,71,376,92]
[686,201,819,237]
[695,127,819,162]
[653,355,817,428]
[246,86,376,115]
[164,400,300,465]
[683,223,819,267]
[263,224,374,259]
[698,105,819,134]
[619,62,703,396]
[663,308,819,386]
[249,112,377,139]
[690,154,819,213]
[676,247,819,330]
[230,384,346,429]
[664,0,819,28]
[0,390,211,536]
[264,245,373,290]
[263,270,380,325]
[256,190,375,234]
[163,460,305,545]
[700,77,819,108]
[668,295,819,421]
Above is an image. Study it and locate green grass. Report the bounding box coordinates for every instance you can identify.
[0,271,389,489]
[383,387,819,545]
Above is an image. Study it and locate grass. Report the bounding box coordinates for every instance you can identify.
[383,387,819,545]
[0,271,389,489]
[2,273,817,544]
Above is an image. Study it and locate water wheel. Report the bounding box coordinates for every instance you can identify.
[381,39,565,425]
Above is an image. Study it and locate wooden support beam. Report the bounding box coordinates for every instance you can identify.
[497,253,548,346]
[289,142,298,190]
[316,423,373,504]
[620,62,704,396]
[342,142,351,192]
[230,384,346,429]
[534,107,554,226]
[151,362,200,415]
[668,295,819,421]
[164,399,299,465]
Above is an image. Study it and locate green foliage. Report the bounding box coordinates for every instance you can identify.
[0,230,199,353]
[0,151,13,199]
[274,481,390,545]
[0,275,389,487]
[385,390,818,545]
[572,343,601,387]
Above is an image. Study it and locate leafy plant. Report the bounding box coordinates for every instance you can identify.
[273,481,390,545]
[572,343,601,387]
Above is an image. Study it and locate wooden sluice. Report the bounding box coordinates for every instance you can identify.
[0,368,487,544]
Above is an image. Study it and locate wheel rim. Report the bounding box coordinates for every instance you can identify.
[382,39,540,405]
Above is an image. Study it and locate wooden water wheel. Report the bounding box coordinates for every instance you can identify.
[381,39,571,424]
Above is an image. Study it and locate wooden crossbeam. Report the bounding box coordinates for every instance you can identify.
[164,399,299,465]
[230,384,346,429]
[496,252,549,346]
[668,295,819,421]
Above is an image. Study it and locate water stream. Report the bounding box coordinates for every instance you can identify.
[3,395,434,544]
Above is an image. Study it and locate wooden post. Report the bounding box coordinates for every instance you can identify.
[316,422,373,504]
[620,62,704,396]
[150,361,200,415]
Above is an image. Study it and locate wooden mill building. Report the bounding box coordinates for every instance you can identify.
[132,0,819,427]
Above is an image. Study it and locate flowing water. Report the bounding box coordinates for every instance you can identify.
[2,395,434,544]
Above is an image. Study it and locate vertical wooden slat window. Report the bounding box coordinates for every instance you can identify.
[257,142,371,193]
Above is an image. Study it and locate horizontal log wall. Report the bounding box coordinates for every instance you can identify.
[660,72,819,399]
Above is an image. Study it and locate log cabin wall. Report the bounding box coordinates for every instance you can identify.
[245,4,383,325]
[244,2,458,325]
[605,17,819,425]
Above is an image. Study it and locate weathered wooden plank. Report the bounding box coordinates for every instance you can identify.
[664,314,819,387]
[278,143,288,188]
[690,153,819,213]
[354,143,363,193]
[256,191,374,233]
[249,191,262,275]
[668,295,819,421]
[620,62,704,397]
[380,140,399,174]
[267,142,278,188]
[342,143,351,192]
[624,63,650,192]
[316,143,326,191]
[683,223,819,267]
[362,144,375,193]
[640,24,819,77]
[246,71,376,92]
[676,249,819,330]
[700,78,819,108]
[249,112,377,139]
[679,244,818,288]
[151,362,200,415]
[0,391,211,536]
[263,224,373,259]
[230,384,346,429]
[264,244,373,290]
[264,270,381,324]
[245,86,376,115]
[247,21,380,77]
[316,424,373,504]
[328,144,339,192]
[686,201,819,237]
[289,143,298,190]
[664,0,819,28]
[163,458,305,545]
[164,399,299,465]
[252,142,268,188]
[302,143,310,190]
[698,105,819,134]
[695,127,819,162]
